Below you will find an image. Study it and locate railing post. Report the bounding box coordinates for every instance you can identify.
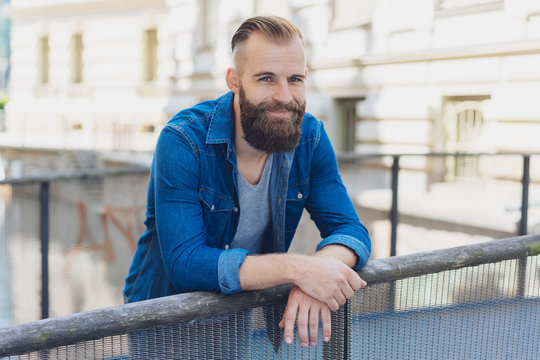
[388,156,400,312]
[519,154,530,236]
[323,301,349,360]
[390,155,400,257]
[344,299,350,360]
[40,181,50,319]
[517,154,530,297]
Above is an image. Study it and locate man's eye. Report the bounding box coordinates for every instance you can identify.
[259,76,272,82]
[290,77,303,83]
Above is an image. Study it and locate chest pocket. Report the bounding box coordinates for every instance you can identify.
[285,182,310,234]
[199,188,236,247]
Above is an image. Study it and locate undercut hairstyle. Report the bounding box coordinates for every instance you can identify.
[231,15,304,52]
[231,16,304,71]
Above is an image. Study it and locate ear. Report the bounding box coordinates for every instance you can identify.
[226,67,240,93]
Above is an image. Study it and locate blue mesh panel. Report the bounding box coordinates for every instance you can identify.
[6,256,540,359]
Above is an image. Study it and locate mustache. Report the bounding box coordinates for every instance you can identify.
[257,100,304,113]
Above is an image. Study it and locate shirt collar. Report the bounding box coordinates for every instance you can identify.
[206,91,235,145]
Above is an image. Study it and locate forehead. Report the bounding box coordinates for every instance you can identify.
[239,32,306,75]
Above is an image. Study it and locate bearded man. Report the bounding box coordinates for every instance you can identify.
[124,15,371,350]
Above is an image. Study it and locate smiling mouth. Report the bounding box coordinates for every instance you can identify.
[266,109,291,116]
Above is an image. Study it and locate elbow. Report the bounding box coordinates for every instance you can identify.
[168,252,220,293]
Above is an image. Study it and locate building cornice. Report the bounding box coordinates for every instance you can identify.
[5,0,167,20]
[308,40,540,70]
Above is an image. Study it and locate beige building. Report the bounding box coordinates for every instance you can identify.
[4,0,172,151]
[3,0,540,172]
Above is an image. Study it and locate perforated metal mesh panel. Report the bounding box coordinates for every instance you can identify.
[350,256,540,360]
[0,183,42,326]
[47,174,148,317]
[0,172,149,326]
[9,306,334,359]
[7,255,539,359]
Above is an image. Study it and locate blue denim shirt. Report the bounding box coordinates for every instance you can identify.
[123,92,371,303]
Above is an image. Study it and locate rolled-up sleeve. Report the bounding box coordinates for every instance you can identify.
[316,234,371,270]
[217,248,249,294]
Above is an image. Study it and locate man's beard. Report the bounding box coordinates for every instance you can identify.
[239,86,305,153]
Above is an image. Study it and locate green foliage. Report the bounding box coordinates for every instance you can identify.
[0,92,8,110]
[528,242,540,256]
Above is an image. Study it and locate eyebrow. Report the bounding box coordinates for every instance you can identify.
[252,71,306,79]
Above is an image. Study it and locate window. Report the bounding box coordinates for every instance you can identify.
[443,97,490,180]
[437,0,500,10]
[332,0,376,27]
[143,29,158,82]
[71,33,83,83]
[200,0,218,48]
[436,0,504,16]
[337,98,361,153]
[38,36,49,84]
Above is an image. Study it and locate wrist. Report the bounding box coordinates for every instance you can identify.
[314,244,357,268]
[282,253,310,285]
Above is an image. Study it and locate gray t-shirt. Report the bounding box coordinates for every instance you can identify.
[230,154,273,254]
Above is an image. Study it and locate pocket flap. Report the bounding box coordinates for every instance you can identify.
[199,188,235,212]
[286,182,310,201]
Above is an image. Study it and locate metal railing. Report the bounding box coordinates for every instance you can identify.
[1,235,539,359]
[0,166,150,323]
[337,152,537,256]
[0,153,538,324]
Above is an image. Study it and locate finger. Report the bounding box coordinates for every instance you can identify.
[341,283,355,299]
[348,272,367,291]
[297,301,310,348]
[334,290,347,306]
[308,305,320,346]
[321,306,331,342]
[282,300,298,345]
[328,298,339,312]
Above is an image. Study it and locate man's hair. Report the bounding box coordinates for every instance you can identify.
[231,15,304,52]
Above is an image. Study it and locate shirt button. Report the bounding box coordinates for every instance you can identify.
[211,205,215,211]
[233,207,238,212]
[224,244,230,250]
[297,192,303,199]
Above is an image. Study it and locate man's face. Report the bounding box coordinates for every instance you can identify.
[238,84,305,153]
[234,32,307,153]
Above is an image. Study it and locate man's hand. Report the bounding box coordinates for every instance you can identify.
[294,256,366,311]
[238,245,367,346]
[279,286,331,347]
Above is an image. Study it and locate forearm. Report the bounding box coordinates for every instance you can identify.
[239,248,364,305]
[238,245,360,291]
[239,253,309,291]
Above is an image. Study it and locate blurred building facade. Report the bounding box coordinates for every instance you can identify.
[2,1,540,324]
[0,0,10,90]
[4,0,172,150]
[3,0,540,178]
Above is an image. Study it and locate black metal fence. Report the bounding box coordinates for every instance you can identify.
[337,152,537,256]
[0,153,538,326]
[0,167,150,325]
[1,235,539,359]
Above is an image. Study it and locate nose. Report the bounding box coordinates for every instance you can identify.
[272,79,293,104]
